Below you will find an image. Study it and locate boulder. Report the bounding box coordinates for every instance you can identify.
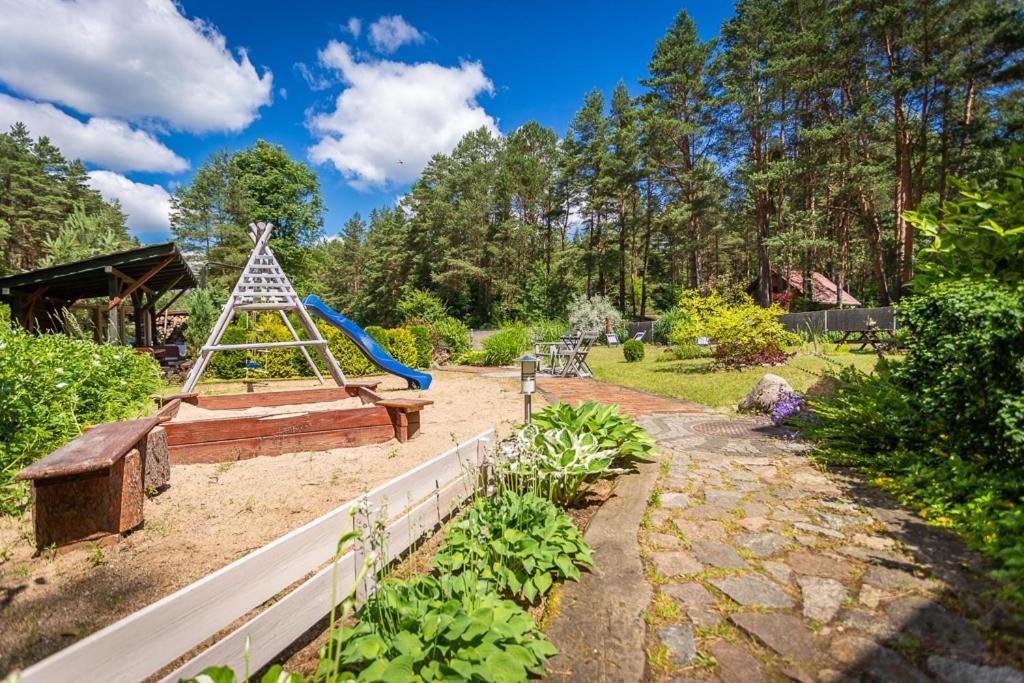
[738,373,793,414]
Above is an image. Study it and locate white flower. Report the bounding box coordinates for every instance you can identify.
[56,381,68,389]
[55,367,64,374]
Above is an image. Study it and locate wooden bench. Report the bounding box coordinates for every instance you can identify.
[376,398,433,441]
[16,417,169,551]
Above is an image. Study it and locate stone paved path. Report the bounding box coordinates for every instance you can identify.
[637,413,1024,682]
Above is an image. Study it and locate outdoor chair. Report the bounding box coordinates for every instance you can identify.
[632,330,646,342]
[606,332,620,346]
[556,333,597,378]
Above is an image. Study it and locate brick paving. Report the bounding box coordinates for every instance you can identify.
[536,376,703,418]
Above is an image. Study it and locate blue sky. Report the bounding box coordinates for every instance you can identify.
[0,1,732,243]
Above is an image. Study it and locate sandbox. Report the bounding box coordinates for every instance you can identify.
[158,381,432,465]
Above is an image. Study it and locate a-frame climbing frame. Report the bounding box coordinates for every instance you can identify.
[182,222,346,393]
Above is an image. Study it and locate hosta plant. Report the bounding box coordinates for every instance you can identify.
[432,490,593,603]
[490,426,624,506]
[181,665,300,683]
[531,401,656,468]
[318,572,556,682]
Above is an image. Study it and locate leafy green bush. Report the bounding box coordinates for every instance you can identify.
[407,325,433,369]
[318,572,556,682]
[567,294,621,337]
[429,316,471,362]
[528,319,566,343]
[364,325,387,348]
[396,289,448,324]
[622,339,644,362]
[432,490,593,603]
[670,290,796,367]
[454,349,488,366]
[0,325,160,514]
[895,279,1024,468]
[250,314,305,378]
[803,363,916,465]
[806,280,1024,609]
[207,325,247,379]
[384,328,419,369]
[181,287,221,357]
[318,322,377,377]
[482,323,529,366]
[906,147,1024,290]
[653,309,682,344]
[532,400,656,468]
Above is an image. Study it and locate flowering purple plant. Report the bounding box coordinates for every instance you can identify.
[772,390,806,427]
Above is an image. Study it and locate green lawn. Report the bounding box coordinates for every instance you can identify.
[587,345,882,409]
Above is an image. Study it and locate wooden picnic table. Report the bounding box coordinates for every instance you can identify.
[837,328,895,351]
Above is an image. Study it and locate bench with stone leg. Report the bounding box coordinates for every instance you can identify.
[16,416,170,551]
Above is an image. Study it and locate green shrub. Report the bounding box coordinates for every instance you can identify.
[482,323,529,366]
[894,279,1024,468]
[181,287,222,357]
[0,326,160,514]
[804,363,916,466]
[432,490,593,604]
[532,400,656,468]
[316,321,377,377]
[454,349,488,366]
[653,309,682,344]
[384,328,419,369]
[364,325,387,348]
[805,280,1024,610]
[429,316,471,362]
[318,572,555,681]
[207,325,247,379]
[670,290,796,367]
[528,319,566,343]
[906,147,1024,290]
[250,314,305,378]
[407,325,433,369]
[567,294,621,337]
[396,289,448,324]
[622,339,644,362]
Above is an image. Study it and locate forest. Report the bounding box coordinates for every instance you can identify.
[2,1,1022,327]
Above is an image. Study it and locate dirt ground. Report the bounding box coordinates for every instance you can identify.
[0,370,534,675]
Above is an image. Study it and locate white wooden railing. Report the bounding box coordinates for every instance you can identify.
[17,430,494,683]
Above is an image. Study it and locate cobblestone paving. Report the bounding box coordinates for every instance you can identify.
[636,413,1024,683]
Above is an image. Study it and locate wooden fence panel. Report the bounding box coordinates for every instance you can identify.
[17,430,494,683]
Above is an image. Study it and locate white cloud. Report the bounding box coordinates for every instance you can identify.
[295,62,332,91]
[0,0,272,133]
[87,170,171,235]
[308,42,497,189]
[368,16,424,54]
[345,17,362,39]
[0,94,188,173]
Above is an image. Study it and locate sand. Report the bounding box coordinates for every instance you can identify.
[0,370,538,675]
[172,396,365,421]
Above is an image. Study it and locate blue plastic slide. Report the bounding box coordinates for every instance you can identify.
[303,294,432,390]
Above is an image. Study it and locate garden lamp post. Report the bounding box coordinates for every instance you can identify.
[516,354,539,425]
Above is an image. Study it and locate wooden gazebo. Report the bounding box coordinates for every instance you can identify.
[0,242,197,346]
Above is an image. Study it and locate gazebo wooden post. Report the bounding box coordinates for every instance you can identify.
[90,305,102,343]
[131,291,144,347]
[106,269,120,343]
